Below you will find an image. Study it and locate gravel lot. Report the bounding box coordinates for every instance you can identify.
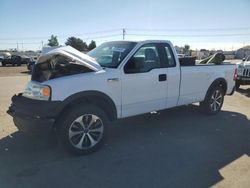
[0,65,29,77]
[0,68,250,188]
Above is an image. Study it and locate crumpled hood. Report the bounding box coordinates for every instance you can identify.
[37,46,102,72]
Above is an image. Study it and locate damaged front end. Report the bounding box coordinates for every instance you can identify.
[32,46,102,82]
[32,55,94,82]
[7,46,103,133]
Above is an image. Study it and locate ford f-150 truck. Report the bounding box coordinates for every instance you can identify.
[7,40,236,155]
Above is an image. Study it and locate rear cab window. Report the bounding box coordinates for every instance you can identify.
[161,43,176,67]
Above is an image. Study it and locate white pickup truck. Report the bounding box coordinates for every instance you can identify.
[8,40,236,155]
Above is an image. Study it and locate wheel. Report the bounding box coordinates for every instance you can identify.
[27,64,31,70]
[200,86,224,115]
[28,64,33,71]
[235,81,240,90]
[17,61,21,66]
[57,104,108,155]
[1,62,5,66]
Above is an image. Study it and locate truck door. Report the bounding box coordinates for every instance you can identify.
[161,43,181,108]
[121,43,168,117]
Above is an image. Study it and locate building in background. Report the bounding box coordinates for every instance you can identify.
[236,46,250,59]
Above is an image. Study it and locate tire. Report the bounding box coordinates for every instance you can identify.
[235,81,240,90]
[200,86,224,115]
[57,104,108,155]
[2,62,5,66]
[27,64,31,71]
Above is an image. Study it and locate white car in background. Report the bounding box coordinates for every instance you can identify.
[236,55,250,89]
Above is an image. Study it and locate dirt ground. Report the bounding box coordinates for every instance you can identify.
[0,65,30,77]
[0,67,250,188]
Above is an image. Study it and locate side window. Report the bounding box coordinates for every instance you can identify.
[124,44,161,74]
[164,44,176,67]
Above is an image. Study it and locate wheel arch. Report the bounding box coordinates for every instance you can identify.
[205,78,227,99]
[55,91,118,124]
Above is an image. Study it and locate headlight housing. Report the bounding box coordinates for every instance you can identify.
[22,81,51,101]
[237,65,243,75]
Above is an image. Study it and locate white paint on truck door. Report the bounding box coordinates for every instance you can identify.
[121,43,168,118]
[162,43,181,108]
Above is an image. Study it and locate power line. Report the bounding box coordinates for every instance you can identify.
[0,42,42,45]
[81,33,121,40]
[1,27,250,41]
[126,33,250,37]
[1,27,250,50]
[0,34,122,45]
[0,29,121,41]
[127,27,250,32]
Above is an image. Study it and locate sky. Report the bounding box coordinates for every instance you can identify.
[0,0,250,51]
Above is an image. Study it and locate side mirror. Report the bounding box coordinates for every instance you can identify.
[124,58,141,74]
[124,59,137,74]
[242,58,246,61]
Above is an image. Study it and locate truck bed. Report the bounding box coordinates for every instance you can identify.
[179,56,234,66]
[178,63,236,106]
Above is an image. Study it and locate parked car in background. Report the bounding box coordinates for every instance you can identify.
[27,56,38,71]
[0,55,4,63]
[236,55,250,89]
[8,40,236,155]
[177,54,187,58]
[2,55,31,66]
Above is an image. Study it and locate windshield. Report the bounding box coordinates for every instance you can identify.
[87,41,137,68]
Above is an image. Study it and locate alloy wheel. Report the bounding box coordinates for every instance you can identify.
[68,114,104,150]
[210,90,223,112]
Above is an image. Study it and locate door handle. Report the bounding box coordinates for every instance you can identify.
[107,78,119,82]
[158,74,167,81]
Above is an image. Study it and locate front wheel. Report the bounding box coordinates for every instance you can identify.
[200,86,224,115]
[58,105,108,155]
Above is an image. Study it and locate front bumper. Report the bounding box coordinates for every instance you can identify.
[7,94,62,133]
[237,76,250,85]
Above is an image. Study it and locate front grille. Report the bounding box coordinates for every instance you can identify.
[243,68,250,77]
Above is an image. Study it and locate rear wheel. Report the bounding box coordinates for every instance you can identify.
[200,86,224,115]
[58,105,108,155]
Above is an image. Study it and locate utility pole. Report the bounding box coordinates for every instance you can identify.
[122,28,126,40]
[16,42,19,51]
[41,40,44,49]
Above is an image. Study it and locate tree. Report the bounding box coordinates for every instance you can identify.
[48,35,59,47]
[65,37,88,51]
[182,44,190,55]
[88,40,96,51]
